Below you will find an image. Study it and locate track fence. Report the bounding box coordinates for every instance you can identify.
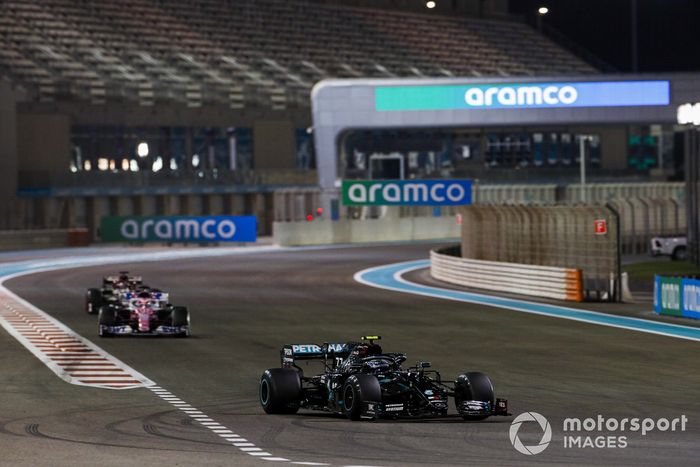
[458,204,620,301]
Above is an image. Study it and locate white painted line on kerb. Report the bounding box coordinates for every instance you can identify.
[0,245,389,465]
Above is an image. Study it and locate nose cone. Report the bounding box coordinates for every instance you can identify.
[137,309,152,332]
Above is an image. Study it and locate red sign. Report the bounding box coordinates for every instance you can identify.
[456,213,463,225]
[594,219,607,235]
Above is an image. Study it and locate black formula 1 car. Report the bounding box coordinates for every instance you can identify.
[85,271,143,314]
[259,336,509,421]
[97,288,191,337]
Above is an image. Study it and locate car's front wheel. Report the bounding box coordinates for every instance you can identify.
[97,306,116,337]
[342,374,381,421]
[170,306,190,337]
[454,372,495,421]
[86,288,101,314]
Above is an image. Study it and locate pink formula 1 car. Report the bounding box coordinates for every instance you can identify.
[97,289,190,337]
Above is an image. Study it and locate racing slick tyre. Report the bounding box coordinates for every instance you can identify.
[97,306,116,337]
[454,372,495,421]
[171,306,191,337]
[342,374,381,421]
[259,368,301,414]
[86,288,102,314]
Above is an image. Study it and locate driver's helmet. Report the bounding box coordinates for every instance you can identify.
[354,343,383,358]
[355,344,370,358]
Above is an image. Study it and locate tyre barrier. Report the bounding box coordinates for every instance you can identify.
[430,247,584,302]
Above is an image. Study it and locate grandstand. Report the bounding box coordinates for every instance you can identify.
[0,0,624,237]
[0,0,595,107]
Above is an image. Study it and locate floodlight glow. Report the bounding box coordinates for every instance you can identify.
[678,103,700,126]
[426,1,436,9]
[84,160,92,171]
[192,154,200,167]
[137,142,149,157]
[98,158,109,171]
[152,156,163,172]
[170,158,178,170]
[122,158,130,171]
[538,6,549,15]
[130,160,139,171]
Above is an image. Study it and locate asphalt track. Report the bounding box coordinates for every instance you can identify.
[0,243,699,466]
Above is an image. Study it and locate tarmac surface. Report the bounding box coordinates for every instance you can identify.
[0,243,698,466]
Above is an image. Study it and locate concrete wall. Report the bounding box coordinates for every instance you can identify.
[17,113,71,172]
[0,229,79,251]
[253,119,296,169]
[273,216,460,246]
[0,82,20,229]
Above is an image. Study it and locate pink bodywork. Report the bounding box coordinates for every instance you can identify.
[131,298,157,332]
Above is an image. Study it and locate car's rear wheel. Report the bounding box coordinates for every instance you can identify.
[86,288,101,314]
[97,306,116,337]
[171,306,190,337]
[672,246,687,261]
[342,374,381,421]
[259,368,301,414]
[455,372,495,421]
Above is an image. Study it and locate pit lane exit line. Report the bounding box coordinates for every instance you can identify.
[354,260,700,343]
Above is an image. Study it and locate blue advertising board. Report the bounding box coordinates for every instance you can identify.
[375,80,670,111]
[654,276,700,320]
[681,278,700,320]
[101,215,257,243]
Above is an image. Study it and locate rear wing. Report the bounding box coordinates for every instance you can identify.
[281,342,355,366]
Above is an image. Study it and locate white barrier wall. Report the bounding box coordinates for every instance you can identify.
[430,247,583,302]
[273,216,460,246]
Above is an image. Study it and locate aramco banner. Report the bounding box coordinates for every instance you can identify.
[342,179,472,206]
[375,80,670,111]
[101,215,257,242]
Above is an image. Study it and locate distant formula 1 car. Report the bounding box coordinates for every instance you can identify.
[259,336,509,421]
[97,288,191,337]
[85,271,143,314]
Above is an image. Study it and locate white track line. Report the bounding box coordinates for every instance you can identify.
[147,386,290,461]
[0,245,376,465]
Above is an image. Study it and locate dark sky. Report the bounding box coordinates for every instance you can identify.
[508,0,700,73]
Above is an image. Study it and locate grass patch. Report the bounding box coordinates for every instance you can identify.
[624,261,700,282]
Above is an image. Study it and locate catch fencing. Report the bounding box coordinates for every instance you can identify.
[459,204,620,301]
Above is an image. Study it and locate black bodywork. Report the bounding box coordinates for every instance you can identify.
[260,337,509,420]
[85,271,143,314]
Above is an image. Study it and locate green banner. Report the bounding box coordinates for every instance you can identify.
[341,179,472,206]
[655,275,682,317]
